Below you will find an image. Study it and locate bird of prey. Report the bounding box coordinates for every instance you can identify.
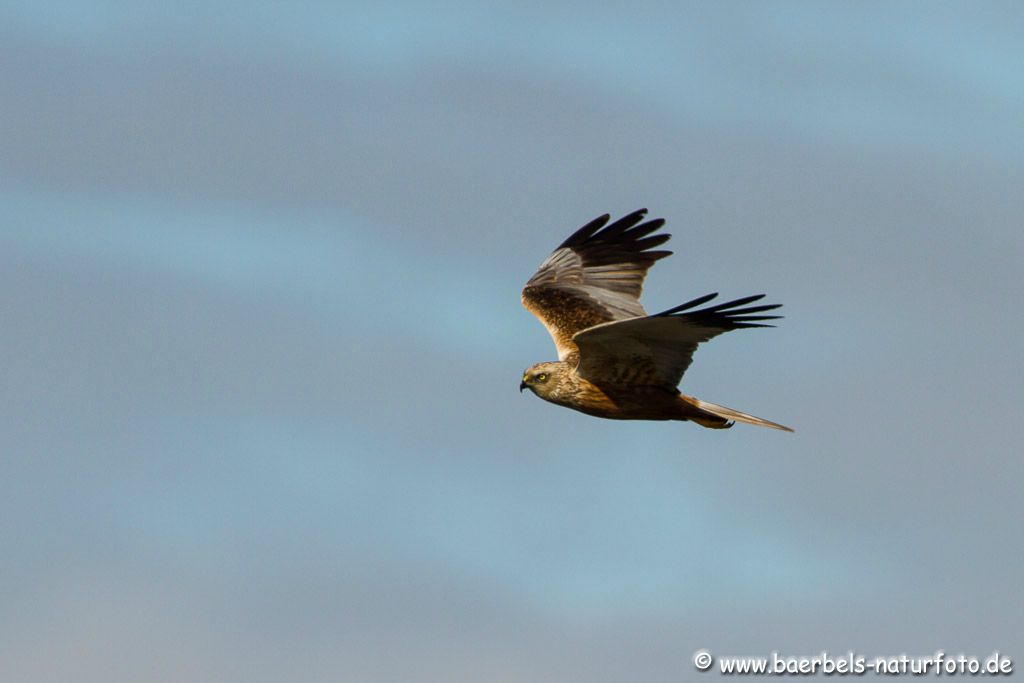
[520,209,792,431]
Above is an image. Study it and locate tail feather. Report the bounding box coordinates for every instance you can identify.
[682,395,794,432]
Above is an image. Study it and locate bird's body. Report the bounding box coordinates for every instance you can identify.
[520,209,792,432]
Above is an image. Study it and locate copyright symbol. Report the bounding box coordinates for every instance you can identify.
[693,649,713,671]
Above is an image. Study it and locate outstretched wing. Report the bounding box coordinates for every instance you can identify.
[521,209,671,361]
[572,293,782,387]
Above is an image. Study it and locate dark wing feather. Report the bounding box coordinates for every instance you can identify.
[572,293,782,387]
[521,209,671,361]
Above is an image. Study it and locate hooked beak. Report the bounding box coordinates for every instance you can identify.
[519,381,527,393]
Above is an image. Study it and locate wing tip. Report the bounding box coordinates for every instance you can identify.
[656,293,785,329]
[557,212,612,249]
[559,208,668,251]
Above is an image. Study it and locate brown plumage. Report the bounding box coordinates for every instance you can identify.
[520,209,792,432]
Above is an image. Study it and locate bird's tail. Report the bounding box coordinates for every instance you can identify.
[680,394,793,432]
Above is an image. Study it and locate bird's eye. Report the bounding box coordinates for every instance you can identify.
[536,373,548,382]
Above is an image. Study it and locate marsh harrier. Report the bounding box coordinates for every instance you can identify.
[520,209,792,431]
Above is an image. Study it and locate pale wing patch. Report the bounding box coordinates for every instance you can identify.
[527,247,582,287]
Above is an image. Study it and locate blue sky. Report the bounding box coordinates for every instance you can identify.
[2,2,1022,681]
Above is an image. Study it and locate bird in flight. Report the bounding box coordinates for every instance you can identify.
[520,209,792,431]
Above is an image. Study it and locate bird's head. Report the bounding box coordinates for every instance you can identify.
[520,362,565,399]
